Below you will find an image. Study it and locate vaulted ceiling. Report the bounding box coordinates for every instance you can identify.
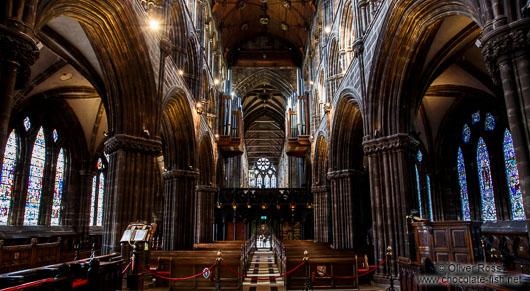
[212,0,315,65]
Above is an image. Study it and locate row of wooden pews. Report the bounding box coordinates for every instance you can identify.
[149,240,249,290]
[0,253,123,291]
[272,238,375,290]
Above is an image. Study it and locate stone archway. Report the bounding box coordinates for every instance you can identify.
[195,135,216,243]
[312,135,331,243]
[161,89,197,250]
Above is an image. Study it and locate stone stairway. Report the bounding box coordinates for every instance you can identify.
[243,248,286,291]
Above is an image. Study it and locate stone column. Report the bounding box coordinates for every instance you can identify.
[482,20,530,235]
[195,185,216,243]
[76,169,96,247]
[102,134,162,254]
[363,133,418,276]
[0,1,39,157]
[163,169,199,250]
[311,185,330,243]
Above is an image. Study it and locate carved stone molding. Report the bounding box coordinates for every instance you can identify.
[311,185,330,193]
[104,134,162,155]
[327,168,365,180]
[0,25,39,89]
[362,133,419,154]
[481,23,530,84]
[163,169,200,180]
[353,39,364,58]
[195,185,217,192]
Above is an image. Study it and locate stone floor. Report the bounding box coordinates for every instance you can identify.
[243,248,285,291]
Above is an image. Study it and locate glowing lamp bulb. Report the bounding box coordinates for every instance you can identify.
[324,26,331,34]
[149,19,160,31]
[178,69,184,76]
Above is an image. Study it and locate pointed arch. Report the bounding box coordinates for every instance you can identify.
[0,130,18,225]
[233,69,296,99]
[24,127,46,225]
[503,129,525,221]
[51,148,65,226]
[457,147,471,221]
[477,137,497,221]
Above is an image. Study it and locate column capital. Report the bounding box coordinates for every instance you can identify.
[163,169,200,180]
[195,184,217,192]
[353,39,364,58]
[104,134,162,155]
[481,21,530,84]
[0,25,39,89]
[362,133,419,154]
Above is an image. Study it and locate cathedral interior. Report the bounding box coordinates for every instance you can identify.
[1,0,530,290]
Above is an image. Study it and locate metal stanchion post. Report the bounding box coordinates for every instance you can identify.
[385,246,397,291]
[215,250,222,291]
[304,250,311,291]
[127,243,144,291]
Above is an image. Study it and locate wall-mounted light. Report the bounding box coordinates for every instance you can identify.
[309,80,314,86]
[261,204,267,210]
[149,19,160,31]
[324,102,332,114]
[232,203,237,211]
[143,129,150,137]
[196,102,203,115]
[178,69,184,76]
[324,26,331,34]
[214,79,220,85]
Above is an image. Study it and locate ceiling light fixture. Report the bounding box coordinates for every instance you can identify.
[280,22,289,31]
[282,0,291,9]
[59,73,73,81]
[260,15,270,25]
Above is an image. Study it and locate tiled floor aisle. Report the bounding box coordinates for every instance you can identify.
[243,248,286,291]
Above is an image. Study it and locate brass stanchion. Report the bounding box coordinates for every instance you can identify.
[385,246,397,291]
[215,250,222,291]
[304,250,311,291]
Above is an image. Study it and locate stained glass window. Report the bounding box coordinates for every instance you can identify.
[23,117,31,131]
[415,165,423,218]
[250,158,277,188]
[462,124,471,143]
[96,172,104,226]
[485,113,495,131]
[417,150,423,162]
[457,148,471,221]
[52,130,58,143]
[89,176,96,226]
[97,158,103,170]
[472,111,480,124]
[257,175,263,188]
[264,175,271,188]
[51,149,65,226]
[24,127,46,225]
[0,130,18,225]
[477,138,497,221]
[426,176,433,220]
[503,129,526,221]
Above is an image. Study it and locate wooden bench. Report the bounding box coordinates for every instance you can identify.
[150,250,243,290]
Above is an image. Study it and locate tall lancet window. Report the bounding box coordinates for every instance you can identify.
[457,148,471,221]
[90,158,106,226]
[0,130,18,225]
[51,148,65,226]
[426,176,433,220]
[503,129,525,221]
[415,150,423,218]
[477,138,497,221]
[24,127,46,225]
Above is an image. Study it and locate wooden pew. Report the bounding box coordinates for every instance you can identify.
[0,239,61,274]
[0,253,122,291]
[279,240,375,290]
[150,250,242,290]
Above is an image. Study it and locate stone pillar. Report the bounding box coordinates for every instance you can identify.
[482,20,530,235]
[0,1,39,158]
[162,169,199,250]
[363,133,418,276]
[77,169,96,247]
[311,185,330,243]
[102,134,162,254]
[195,185,216,243]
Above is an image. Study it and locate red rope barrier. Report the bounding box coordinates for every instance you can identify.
[139,262,216,281]
[122,261,132,274]
[311,257,388,279]
[222,261,305,280]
